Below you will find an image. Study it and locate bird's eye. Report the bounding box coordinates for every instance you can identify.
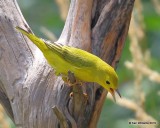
[106,80,110,84]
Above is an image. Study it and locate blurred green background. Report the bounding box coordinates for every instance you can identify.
[1,0,160,128]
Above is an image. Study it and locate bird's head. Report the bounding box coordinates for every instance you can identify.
[99,67,121,101]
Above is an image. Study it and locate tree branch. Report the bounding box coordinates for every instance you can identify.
[52,106,69,128]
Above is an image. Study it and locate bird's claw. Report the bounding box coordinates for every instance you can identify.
[69,92,88,99]
[62,75,82,86]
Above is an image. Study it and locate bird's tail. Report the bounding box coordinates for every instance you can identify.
[16,26,48,51]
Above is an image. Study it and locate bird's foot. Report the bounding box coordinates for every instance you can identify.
[69,92,88,99]
[62,75,82,86]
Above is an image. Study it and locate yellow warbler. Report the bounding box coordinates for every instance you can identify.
[16,26,121,100]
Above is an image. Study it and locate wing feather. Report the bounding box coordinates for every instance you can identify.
[44,41,94,68]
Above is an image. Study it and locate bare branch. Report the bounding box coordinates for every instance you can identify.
[52,106,69,128]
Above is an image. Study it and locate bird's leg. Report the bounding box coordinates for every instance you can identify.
[68,79,83,86]
[61,75,69,84]
[61,72,81,86]
[67,71,88,99]
[60,73,72,85]
[69,89,88,99]
[69,79,88,98]
[61,75,76,86]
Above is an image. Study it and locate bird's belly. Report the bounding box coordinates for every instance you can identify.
[46,54,70,74]
[71,68,94,82]
[44,53,94,82]
[58,64,93,83]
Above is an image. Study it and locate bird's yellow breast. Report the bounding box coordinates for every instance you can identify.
[44,50,96,82]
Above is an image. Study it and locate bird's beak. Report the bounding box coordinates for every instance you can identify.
[109,88,121,102]
[116,89,121,98]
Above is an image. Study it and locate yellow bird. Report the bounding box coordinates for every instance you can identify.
[16,26,121,101]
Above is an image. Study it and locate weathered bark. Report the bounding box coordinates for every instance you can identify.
[0,0,135,128]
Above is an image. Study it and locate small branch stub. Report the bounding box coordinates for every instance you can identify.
[67,71,88,122]
[52,106,69,128]
[52,71,88,128]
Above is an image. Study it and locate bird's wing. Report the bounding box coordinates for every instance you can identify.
[44,41,94,68]
[63,46,94,68]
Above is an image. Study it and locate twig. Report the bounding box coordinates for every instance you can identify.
[52,106,69,128]
[67,71,88,122]
[67,71,77,84]
[64,107,77,128]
